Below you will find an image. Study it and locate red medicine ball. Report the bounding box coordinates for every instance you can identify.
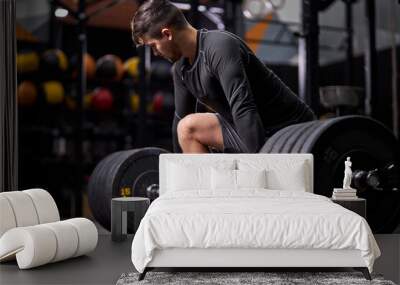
[92,87,113,111]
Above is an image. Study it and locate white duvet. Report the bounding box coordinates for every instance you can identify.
[131,190,380,273]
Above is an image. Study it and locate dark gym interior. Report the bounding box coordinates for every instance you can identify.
[1,0,399,284]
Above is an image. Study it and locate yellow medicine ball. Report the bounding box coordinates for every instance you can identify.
[43,81,65,104]
[130,93,140,113]
[17,52,40,73]
[56,50,68,71]
[124,57,140,79]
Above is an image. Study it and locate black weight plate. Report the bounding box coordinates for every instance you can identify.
[112,147,168,232]
[304,116,400,233]
[98,150,134,227]
[88,147,169,232]
[259,125,296,153]
[88,151,124,231]
[286,121,320,153]
[279,122,314,153]
[270,124,299,153]
[115,151,162,199]
[300,117,344,153]
[111,148,167,233]
[290,120,322,153]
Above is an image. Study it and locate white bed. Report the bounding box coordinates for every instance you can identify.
[131,154,380,280]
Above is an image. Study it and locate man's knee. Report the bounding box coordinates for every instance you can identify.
[177,114,198,142]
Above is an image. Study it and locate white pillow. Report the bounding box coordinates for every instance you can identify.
[236,169,267,189]
[238,159,308,192]
[211,168,236,190]
[211,168,267,190]
[166,160,235,192]
[266,161,307,191]
[167,162,210,191]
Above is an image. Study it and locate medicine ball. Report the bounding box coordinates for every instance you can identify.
[84,53,96,79]
[124,57,140,80]
[96,54,124,82]
[65,91,93,111]
[150,60,172,82]
[41,49,68,74]
[84,92,93,109]
[17,81,38,106]
[153,91,174,114]
[92,87,113,111]
[71,53,97,79]
[130,93,140,113]
[43,81,65,105]
[17,52,40,74]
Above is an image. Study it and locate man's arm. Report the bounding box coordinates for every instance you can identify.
[208,34,266,153]
[171,63,196,153]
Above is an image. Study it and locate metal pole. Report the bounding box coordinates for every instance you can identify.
[189,0,200,28]
[136,45,150,147]
[74,0,87,216]
[364,0,377,117]
[234,0,244,37]
[49,0,56,47]
[390,0,398,138]
[223,0,234,32]
[298,0,320,115]
[344,0,354,85]
[49,0,63,49]
[0,0,18,192]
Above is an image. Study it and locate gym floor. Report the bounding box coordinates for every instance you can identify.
[0,223,134,285]
[1,222,399,285]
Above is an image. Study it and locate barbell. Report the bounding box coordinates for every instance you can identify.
[88,115,400,233]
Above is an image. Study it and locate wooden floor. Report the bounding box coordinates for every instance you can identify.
[1,228,399,285]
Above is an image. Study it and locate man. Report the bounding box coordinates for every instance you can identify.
[131,0,315,153]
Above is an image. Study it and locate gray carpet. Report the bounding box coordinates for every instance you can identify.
[116,271,396,285]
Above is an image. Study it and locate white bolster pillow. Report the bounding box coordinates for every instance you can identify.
[0,226,57,268]
[0,196,17,237]
[64,218,98,257]
[0,191,39,228]
[41,221,79,262]
[0,189,60,238]
[0,218,98,269]
[23,188,60,224]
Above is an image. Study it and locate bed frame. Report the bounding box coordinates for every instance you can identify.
[140,248,371,280]
[138,154,372,281]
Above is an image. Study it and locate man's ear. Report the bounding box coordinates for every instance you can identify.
[161,28,172,40]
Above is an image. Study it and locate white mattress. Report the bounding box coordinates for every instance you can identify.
[131,190,380,273]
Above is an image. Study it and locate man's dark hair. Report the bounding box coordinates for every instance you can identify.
[131,0,188,47]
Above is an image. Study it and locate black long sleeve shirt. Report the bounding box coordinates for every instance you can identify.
[172,28,315,153]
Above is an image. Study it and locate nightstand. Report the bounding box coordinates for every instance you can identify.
[111,197,150,242]
[331,197,366,219]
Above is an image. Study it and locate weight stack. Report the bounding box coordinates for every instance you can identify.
[88,147,169,232]
[260,115,400,233]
